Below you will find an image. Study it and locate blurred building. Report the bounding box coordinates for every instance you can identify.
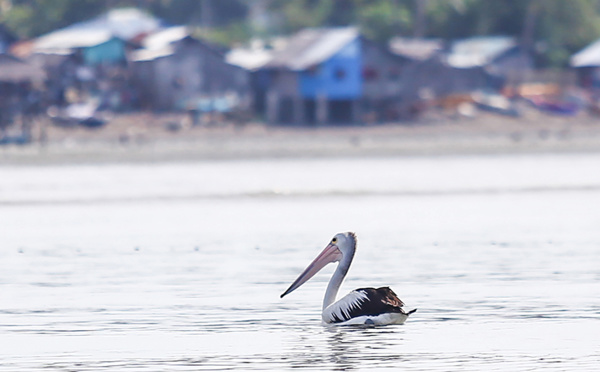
[446,36,533,74]
[22,8,164,111]
[130,26,250,114]
[246,27,411,125]
[0,54,46,138]
[31,8,163,65]
[388,37,444,62]
[570,38,600,92]
[0,24,18,53]
[388,36,534,112]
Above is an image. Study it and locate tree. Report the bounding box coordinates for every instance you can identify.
[0,0,106,38]
[2,0,600,67]
[424,0,600,67]
[0,0,249,39]
[534,0,600,67]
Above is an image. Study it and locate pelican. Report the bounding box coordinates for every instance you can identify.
[281,232,416,325]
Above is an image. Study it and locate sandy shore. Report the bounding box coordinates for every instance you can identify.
[2,109,600,164]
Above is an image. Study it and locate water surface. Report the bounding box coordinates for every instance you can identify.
[1,153,599,370]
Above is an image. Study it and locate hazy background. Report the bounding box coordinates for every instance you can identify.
[3,0,600,68]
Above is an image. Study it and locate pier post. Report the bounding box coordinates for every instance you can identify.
[316,93,328,126]
[294,95,305,125]
[266,91,279,125]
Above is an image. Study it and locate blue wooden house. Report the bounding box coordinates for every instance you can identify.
[255,27,409,125]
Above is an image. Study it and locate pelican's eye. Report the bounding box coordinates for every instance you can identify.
[331,237,337,244]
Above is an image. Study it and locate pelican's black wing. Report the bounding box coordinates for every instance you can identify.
[323,287,409,324]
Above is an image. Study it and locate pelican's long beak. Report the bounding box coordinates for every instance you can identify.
[280,243,342,298]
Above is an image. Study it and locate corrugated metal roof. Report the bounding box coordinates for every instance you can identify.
[264,27,359,70]
[34,29,114,51]
[570,39,600,67]
[33,8,162,52]
[142,26,189,50]
[130,45,175,62]
[226,47,273,71]
[66,8,162,41]
[447,36,516,68]
[389,37,443,61]
[130,26,190,62]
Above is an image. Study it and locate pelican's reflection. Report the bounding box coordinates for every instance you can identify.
[324,326,358,370]
[324,325,405,370]
[284,323,405,369]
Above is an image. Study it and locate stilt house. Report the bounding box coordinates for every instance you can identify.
[256,27,410,125]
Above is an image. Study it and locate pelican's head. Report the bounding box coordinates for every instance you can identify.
[331,232,357,257]
[280,232,357,298]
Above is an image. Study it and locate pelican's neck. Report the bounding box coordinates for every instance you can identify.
[322,250,354,311]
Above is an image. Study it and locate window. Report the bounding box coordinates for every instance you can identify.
[362,67,378,81]
[334,67,346,81]
[307,65,320,76]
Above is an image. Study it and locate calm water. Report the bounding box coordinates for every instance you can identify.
[1,154,599,371]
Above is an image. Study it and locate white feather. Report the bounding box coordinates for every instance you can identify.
[322,290,369,324]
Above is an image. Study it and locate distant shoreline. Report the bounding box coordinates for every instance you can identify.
[2,112,600,165]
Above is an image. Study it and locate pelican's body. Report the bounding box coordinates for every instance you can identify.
[281,232,416,325]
